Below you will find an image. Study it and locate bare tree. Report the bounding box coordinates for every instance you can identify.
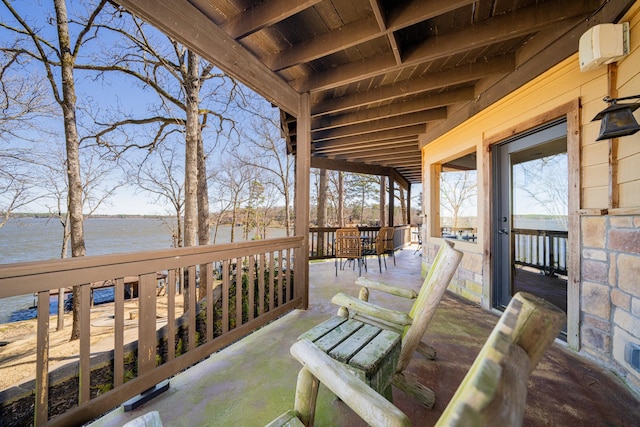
[42,146,122,330]
[210,156,256,242]
[78,13,239,250]
[440,169,477,231]
[232,97,294,235]
[1,0,111,340]
[0,149,41,227]
[131,146,185,247]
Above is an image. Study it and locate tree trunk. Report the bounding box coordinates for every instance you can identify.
[284,191,291,236]
[197,131,210,300]
[54,0,86,341]
[399,187,407,226]
[183,50,200,311]
[57,212,70,331]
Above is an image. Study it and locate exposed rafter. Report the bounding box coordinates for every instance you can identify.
[115,0,634,184]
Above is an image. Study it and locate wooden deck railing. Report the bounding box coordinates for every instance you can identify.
[513,229,568,276]
[309,225,412,260]
[0,237,304,426]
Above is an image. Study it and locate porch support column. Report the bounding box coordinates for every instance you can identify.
[295,92,311,309]
[388,168,395,226]
[406,183,412,225]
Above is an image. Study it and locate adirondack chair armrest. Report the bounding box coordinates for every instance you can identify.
[332,292,413,326]
[355,277,418,299]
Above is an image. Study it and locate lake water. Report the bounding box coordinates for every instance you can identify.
[0,217,286,323]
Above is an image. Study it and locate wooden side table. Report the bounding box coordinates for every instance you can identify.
[298,316,401,400]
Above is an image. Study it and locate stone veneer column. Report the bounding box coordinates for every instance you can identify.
[581,214,640,394]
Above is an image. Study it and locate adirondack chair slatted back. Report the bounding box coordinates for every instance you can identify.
[408,240,454,321]
[398,240,462,372]
[435,292,566,427]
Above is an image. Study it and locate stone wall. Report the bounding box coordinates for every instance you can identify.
[423,241,483,305]
[580,214,640,394]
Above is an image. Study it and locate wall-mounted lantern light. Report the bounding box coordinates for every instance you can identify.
[592,95,640,141]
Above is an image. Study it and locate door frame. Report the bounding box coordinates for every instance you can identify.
[482,100,581,350]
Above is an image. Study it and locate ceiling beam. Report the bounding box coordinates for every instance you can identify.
[312,125,424,148]
[330,145,418,160]
[310,157,392,177]
[403,0,599,64]
[115,0,300,116]
[313,109,445,141]
[312,87,473,130]
[313,137,417,153]
[292,0,598,92]
[264,0,475,72]
[369,0,402,65]
[311,56,513,116]
[419,0,635,147]
[222,0,321,39]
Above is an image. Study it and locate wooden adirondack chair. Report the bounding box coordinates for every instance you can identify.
[435,292,566,426]
[332,240,462,407]
[266,339,411,427]
[268,292,565,426]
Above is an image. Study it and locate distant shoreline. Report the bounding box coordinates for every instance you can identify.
[8,212,172,220]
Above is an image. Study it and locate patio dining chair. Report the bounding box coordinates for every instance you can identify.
[332,240,462,408]
[382,226,396,266]
[362,227,393,273]
[334,227,366,276]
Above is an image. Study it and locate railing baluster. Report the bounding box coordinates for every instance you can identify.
[278,250,284,306]
[35,290,50,426]
[206,263,214,342]
[285,248,292,302]
[167,269,176,361]
[139,272,158,374]
[258,253,265,315]
[236,257,243,328]
[248,255,255,321]
[187,266,197,350]
[269,252,275,311]
[222,260,230,334]
[80,284,91,404]
[114,278,124,387]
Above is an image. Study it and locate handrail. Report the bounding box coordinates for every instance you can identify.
[512,228,568,276]
[0,237,304,426]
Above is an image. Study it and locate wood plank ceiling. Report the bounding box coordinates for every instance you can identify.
[116,0,634,184]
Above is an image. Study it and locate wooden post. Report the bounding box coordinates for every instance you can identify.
[35,291,50,426]
[388,169,395,226]
[294,92,311,309]
[294,367,319,426]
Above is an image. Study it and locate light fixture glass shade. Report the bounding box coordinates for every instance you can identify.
[592,102,640,141]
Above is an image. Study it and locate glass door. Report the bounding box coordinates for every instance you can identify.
[493,121,568,332]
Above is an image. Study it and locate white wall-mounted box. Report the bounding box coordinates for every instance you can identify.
[579,22,630,72]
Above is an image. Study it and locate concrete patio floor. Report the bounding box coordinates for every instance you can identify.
[89,247,640,427]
